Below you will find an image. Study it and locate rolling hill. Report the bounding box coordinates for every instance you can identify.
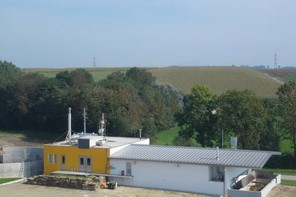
[25,66,282,98]
[149,66,281,98]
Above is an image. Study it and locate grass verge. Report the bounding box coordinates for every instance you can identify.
[281,180,296,186]
[0,178,21,184]
[154,127,180,145]
[262,168,296,176]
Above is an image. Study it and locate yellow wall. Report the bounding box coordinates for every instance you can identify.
[44,145,110,175]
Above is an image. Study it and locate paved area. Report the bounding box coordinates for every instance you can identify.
[282,175,296,181]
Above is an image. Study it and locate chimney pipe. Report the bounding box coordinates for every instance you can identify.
[68,108,72,143]
[139,129,142,139]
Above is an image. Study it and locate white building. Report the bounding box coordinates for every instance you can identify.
[109,144,280,196]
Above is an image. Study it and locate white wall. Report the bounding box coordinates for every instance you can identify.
[110,159,224,196]
[1,147,43,163]
[225,167,249,196]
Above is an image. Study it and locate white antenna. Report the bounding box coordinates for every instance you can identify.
[68,108,72,143]
[98,113,105,138]
[216,147,219,160]
[83,108,87,133]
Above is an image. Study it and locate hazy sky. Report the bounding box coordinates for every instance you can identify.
[1,0,295,68]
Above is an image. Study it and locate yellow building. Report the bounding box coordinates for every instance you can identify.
[43,135,149,175]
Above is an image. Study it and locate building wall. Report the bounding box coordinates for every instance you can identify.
[1,147,43,163]
[0,160,43,178]
[43,145,110,175]
[224,166,249,196]
[110,159,224,196]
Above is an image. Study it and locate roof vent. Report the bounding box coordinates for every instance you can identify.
[231,137,238,150]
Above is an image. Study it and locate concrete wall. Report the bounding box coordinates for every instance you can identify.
[225,166,248,195]
[1,147,43,163]
[0,160,43,178]
[109,159,224,196]
[228,173,281,197]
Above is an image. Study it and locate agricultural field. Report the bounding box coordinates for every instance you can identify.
[26,66,282,98]
[23,67,129,82]
[149,66,281,98]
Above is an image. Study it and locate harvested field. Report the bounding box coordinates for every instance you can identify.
[149,66,281,98]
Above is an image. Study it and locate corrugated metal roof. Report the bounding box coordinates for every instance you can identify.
[109,144,280,168]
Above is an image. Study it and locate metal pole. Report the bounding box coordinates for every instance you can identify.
[222,130,224,149]
[83,108,86,133]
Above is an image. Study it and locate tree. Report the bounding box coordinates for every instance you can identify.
[0,60,21,89]
[218,89,268,149]
[176,84,218,147]
[276,82,296,159]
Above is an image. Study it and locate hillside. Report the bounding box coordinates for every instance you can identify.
[149,66,281,98]
[26,66,282,98]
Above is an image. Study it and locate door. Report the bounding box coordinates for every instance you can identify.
[79,156,92,172]
[61,155,66,170]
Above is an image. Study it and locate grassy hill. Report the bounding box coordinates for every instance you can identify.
[25,66,282,98]
[149,66,281,98]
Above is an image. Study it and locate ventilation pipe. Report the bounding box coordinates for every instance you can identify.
[98,113,105,138]
[139,129,142,139]
[68,108,72,143]
[83,108,87,133]
[231,137,238,150]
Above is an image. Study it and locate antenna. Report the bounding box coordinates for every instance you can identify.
[83,108,87,133]
[274,51,278,69]
[68,108,72,143]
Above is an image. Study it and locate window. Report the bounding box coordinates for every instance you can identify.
[48,154,52,164]
[48,154,57,164]
[53,154,57,164]
[61,155,66,164]
[87,158,91,166]
[80,157,84,165]
[126,162,132,176]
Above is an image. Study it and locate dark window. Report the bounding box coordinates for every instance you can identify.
[80,157,84,165]
[62,155,65,164]
[87,158,91,166]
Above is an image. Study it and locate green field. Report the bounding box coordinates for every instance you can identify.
[0,178,20,184]
[281,180,296,186]
[283,76,296,82]
[154,127,180,145]
[149,66,281,98]
[24,67,129,82]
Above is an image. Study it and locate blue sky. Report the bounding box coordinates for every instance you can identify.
[0,0,295,68]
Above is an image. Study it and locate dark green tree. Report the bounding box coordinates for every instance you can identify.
[276,82,296,159]
[218,89,268,149]
[176,84,218,147]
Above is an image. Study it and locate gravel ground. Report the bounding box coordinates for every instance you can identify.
[1,181,296,197]
[0,181,207,197]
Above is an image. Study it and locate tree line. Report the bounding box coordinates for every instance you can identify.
[175,84,296,168]
[0,61,182,140]
[0,60,295,168]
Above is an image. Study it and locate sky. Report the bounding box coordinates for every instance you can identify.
[0,0,296,68]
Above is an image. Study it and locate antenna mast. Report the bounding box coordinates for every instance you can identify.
[93,57,96,67]
[274,51,278,69]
